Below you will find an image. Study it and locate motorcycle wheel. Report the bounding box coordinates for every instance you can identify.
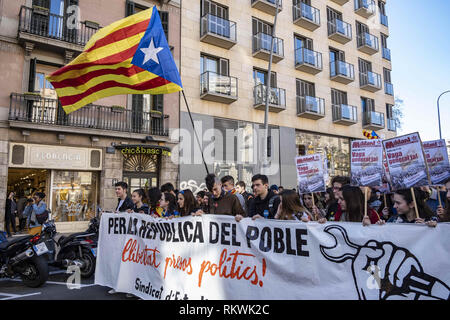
[79,249,96,279]
[19,255,49,288]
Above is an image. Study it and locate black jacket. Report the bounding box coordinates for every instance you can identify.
[248,190,280,219]
[116,197,134,212]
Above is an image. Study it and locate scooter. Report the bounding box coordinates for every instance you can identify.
[0,233,49,287]
[38,218,98,278]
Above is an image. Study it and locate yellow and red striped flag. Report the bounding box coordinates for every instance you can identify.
[47,6,182,114]
[363,129,380,140]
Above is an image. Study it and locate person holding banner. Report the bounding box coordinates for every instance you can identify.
[327,176,350,221]
[148,187,163,217]
[193,174,245,222]
[328,185,381,225]
[274,190,310,222]
[127,189,149,215]
[381,188,438,227]
[248,174,280,220]
[177,189,201,216]
[160,192,180,218]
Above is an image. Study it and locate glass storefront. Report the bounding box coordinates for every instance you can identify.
[296,131,350,182]
[51,171,98,222]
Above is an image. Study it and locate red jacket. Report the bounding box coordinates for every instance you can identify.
[334,207,380,224]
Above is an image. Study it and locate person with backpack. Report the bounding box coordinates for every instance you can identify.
[248,174,280,220]
[235,181,254,213]
[26,192,48,235]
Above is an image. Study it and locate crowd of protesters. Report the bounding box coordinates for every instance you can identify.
[109,173,450,229]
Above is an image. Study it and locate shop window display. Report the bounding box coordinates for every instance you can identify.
[51,171,98,222]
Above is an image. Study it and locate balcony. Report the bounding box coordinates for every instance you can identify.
[332,104,358,125]
[328,19,352,44]
[385,82,394,96]
[330,60,355,84]
[380,14,389,27]
[354,0,376,18]
[387,118,397,132]
[360,71,382,92]
[251,0,282,15]
[9,93,169,137]
[295,47,322,74]
[297,96,325,120]
[382,47,391,61]
[200,14,237,49]
[330,0,350,5]
[363,111,385,130]
[293,2,320,31]
[357,32,379,55]
[200,71,238,104]
[18,5,99,53]
[253,84,286,113]
[252,33,284,63]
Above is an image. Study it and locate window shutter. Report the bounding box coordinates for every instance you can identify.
[159,11,169,41]
[154,95,164,113]
[219,58,229,76]
[28,58,37,92]
[126,0,135,17]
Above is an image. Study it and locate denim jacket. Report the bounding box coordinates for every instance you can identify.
[27,201,47,228]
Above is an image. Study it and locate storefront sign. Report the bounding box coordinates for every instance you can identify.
[9,143,102,170]
[118,145,171,157]
[423,139,450,185]
[350,139,383,187]
[382,133,430,190]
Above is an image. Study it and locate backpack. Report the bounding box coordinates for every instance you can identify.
[268,195,280,217]
[36,210,49,224]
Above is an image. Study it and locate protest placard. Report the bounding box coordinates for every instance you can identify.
[295,154,326,194]
[350,139,384,187]
[382,133,430,190]
[423,139,450,185]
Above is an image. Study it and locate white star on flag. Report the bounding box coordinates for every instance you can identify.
[140,38,164,65]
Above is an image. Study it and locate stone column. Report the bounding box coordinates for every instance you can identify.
[160,143,179,188]
[99,149,123,212]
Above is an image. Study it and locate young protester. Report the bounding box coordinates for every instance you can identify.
[221,175,246,213]
[270,185,279,195]
[248,174,281,220]
[148,187,163,217]
[177,189,201,216]
[127,189,149,215]
[196,191,205,207]
[115,182,134,212]
[201,192,211,214]
[160,192,180,218]
[319,185,380,226]
[302,193,326,221]
[436,178,450,222]
[193,174,244,222]
[327,176,350,221]
[278,186,284,194]
[274,190,309,222]
[381,188,437,227]
[235,181,254,213]
[379,193,396,221]
[161,183,176,197]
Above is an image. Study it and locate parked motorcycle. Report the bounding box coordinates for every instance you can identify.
[0,233,49,287]
[38,217,99,278]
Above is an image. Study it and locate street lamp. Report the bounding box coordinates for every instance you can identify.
[437,90,450,140]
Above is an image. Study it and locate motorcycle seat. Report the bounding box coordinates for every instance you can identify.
[58,232,92,246]
[0,235,33,251]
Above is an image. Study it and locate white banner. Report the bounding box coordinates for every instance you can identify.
[95,212,450,300]
[423,139,450,185]
[351,139,384,187]
[295,154,326,194]
[383,132,430,190]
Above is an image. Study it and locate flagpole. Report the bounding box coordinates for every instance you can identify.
[182,90,210,176]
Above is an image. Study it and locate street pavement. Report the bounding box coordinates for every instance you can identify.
[0,266,139,300]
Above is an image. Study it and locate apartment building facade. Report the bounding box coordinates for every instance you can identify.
[0,0,181,232]
[179,0,396,191]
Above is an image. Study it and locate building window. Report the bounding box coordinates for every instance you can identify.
[125,0,169,40]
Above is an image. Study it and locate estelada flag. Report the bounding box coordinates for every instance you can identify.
[363,129,380,140]
[46,6,182,114]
